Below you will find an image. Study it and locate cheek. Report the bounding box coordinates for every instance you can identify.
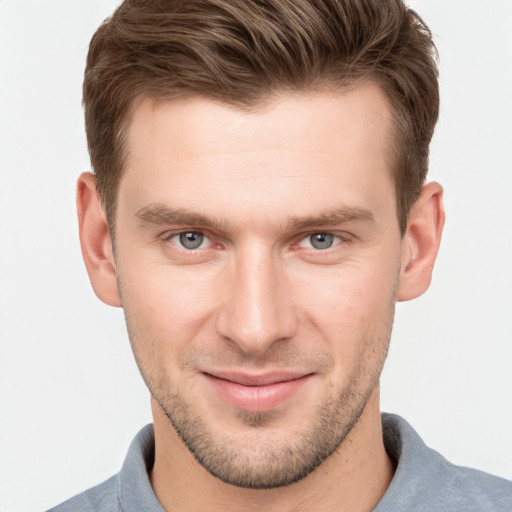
[119,263,221,353]
[301,264,395,311]
[296,269,396,393]
[294,261,398,348]
[119,265,224,398]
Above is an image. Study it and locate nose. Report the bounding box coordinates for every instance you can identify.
[215,244,298,355]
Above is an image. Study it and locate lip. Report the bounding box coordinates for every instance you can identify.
[202,370,314,412]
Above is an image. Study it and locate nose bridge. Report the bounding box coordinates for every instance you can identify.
[216,242,296,354]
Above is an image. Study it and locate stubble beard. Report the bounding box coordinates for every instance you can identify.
[120,278,397,490]
[153,369,382,489]
[130,328,392,490]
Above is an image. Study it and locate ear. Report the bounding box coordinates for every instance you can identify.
[397,182,445,302]
[77,172,122,307]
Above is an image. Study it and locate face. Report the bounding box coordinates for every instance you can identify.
[114,83,403,488]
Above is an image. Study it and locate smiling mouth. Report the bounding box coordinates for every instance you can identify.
[202,371,314,413]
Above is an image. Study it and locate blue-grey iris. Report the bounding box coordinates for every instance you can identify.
[310,233,334,250]
[180,232,204,249]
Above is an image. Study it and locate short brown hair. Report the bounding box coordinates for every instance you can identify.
[83,0,439,235]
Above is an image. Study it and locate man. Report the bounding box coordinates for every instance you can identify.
[48,0,512,510]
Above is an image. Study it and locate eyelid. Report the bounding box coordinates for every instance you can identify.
[161,229,214,249]
[158,229,351,251]
[295,231,351,250]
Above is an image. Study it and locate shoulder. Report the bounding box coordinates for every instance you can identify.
[378,413,512,512]
[46,475,120,512]
[45,424,159,512]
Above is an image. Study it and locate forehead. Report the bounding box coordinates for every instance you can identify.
[127,83,392,157]
[120,83,395,229]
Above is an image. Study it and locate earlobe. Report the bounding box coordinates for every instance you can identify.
[397,182,445,302]
[77,172,122,307]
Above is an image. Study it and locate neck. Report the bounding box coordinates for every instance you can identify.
[150,389,393,512]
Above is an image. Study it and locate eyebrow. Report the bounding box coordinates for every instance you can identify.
[136,205,228,231]
[135,204,374,232]
[286,206,374,231]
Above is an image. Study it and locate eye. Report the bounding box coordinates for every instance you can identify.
[170,231,209,250]
[299,233,341,250]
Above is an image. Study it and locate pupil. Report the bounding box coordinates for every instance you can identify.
[180,232,203,249]
[310,233,333,250]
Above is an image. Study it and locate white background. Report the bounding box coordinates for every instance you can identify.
[0,1,511,510]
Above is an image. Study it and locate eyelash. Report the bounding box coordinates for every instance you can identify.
[296,233,346,251]
[161,230,215,251]
[160,230,351,252]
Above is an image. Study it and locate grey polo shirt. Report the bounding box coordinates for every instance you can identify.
[48,414,512,511]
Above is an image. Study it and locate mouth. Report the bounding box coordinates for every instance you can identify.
[202,370,314,413]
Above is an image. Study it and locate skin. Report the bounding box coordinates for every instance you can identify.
[78,82,444,511]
